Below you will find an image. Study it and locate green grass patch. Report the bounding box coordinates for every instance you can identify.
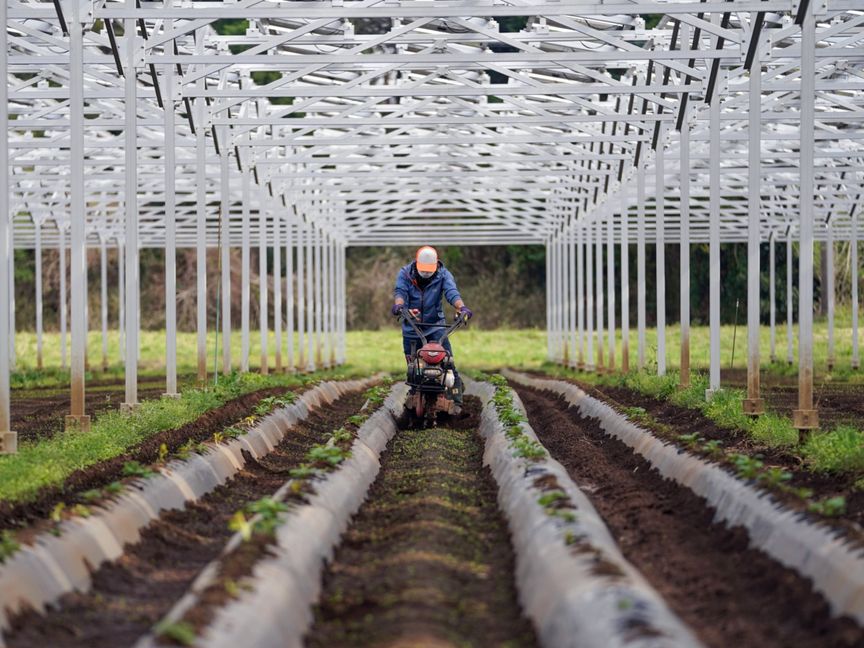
[801,426,864,474]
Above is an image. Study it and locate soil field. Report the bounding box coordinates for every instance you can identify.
[513,383,864,648]
[0,385,301,533]
[570,378,864,534]
[306,397,538,648]
[5,390,370,648]
[10,380,166,444]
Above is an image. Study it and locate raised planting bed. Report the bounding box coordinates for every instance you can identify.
[506,370,864,648]
[305,395,540,648]
[133,383,410,648]
[470,376,701,648]
[0,378,377,646]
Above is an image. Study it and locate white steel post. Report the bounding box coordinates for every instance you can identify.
[595,217,605,370]
[322,233,331,368]
[327,236,336,367]
[164,32,178,395]
[577,221,584,367]
[545,240,551,360]
[621,192,630,373]
[637,163,647,369]
[259,203,269,375]
[655,146,667,376]
[826,220,835,371]
[680,121,691,387]
[68,2,89,430]
[339,242,347,364]
[60,226,68,370]
[770,233,777,363]
[744,49,765,415]
[787,234,794,364]
[569,227,577,368]
[220,133,232,375]
[708,81,722,397]
[35,219,43,369]
[793,2,819,432]
[285,221,295,372]
[100,237,108,371]
[306,222,315,372]
[273,212,282,372]
[123,16,139,410]
[118,239,124,364]
[586,218,595,370]
[607,204,616,371]
[296,222,305,369]
[241,168,251,372]
[853,210,860,369]
[0,0,13,452]
[195,30,207,382]
[315,226,324,368]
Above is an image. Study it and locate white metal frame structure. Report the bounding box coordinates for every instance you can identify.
[1,0,862,452]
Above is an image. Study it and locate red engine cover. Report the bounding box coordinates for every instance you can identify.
[418,342,447,365]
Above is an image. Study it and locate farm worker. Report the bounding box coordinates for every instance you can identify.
[391,246,473,398]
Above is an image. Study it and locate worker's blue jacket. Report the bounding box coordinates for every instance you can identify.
[394,261,462,338]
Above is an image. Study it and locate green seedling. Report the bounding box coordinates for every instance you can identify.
[154,620,197,647]
[212,431,225,444]
[71,503,91,518]
[363,385,389,407]
[307,444,350,467]
[758,467,793,489]
[175,439,196,460]
[223,426,244,439]
[50,502,66,524]
[347,414,368,428]
[254,396,278,416]
[228,510,254,541]
[729,453,764,480]
[79,488,103,502]
[808,495,847,517]
[537,490,570,508]
[512,437,546,461]
[289,464,317,479]
[104,481,124,495]
[678,432,703,449]
[330,427,353,444]
[0,530,20,564]
[157,442,169,464]
[121,460,155,479]
[702,440,724,457]
[623,406,649,423]
[499,408,526,426]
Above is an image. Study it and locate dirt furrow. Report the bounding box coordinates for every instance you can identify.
[306,397,537,648]
[1,386,300,533]
[513,383,864,648]
[4,390,370,648]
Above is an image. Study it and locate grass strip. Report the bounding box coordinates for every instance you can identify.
[542,363,864,477]
[0,369,360,504]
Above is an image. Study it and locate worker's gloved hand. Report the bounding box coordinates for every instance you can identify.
[460,306,474,320]
[391,304,403,318]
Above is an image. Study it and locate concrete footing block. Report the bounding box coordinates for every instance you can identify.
[0,431,16,454]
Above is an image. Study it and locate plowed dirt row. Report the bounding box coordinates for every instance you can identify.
[5,391,369,648]
[513,384,864,648]
[306,398,537,648]
[1,385,299,533]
